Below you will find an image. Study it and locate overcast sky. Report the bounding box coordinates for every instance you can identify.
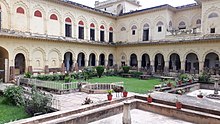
[70,0,196,9]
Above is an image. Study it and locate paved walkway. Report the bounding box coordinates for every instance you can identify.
[52,92,137,111]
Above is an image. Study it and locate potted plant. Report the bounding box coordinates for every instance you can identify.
[175,96,182,109]
[167,82,172,87]
[123,89,128,97]
[107,89,113,101]
[197,90,203,98]
[147,94,153,103]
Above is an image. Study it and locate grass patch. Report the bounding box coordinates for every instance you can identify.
[86,76,161,94]
[0,96,29,124]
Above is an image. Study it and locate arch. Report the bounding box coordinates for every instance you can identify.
[203,50,220,61]
[90,23,95,28]
[32,49,45,68]
[78,20,84,26]
[34,10,42,17]
[99,53,105,66]
[208,12,219,18]
[32,4,46,17]
[204,52,219,69]
[169,53,181,71]
[130,53,138,67]
[32,47,46,61]
[89,53,96,66]
[64,52,73,72]
[77,52,85,67]
[141,18,151,28]
[100,25,105,29]
[156,21,164,26]
[16,7,24,14]
[50,14,58,20]
[0,46,9,82]
[185,53,199,73]
[178,21,186,29]
[196,19,201,25]
[48,48,62,61]
[154,53,165,73]
[131,25,137,30]
[141,53,150,69]
[121,27,126,31]
[15,53,26,74]
[65,17,71,23]
[108,54,114,66]
[109,27,113,31]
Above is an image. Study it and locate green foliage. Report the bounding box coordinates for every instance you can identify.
[129,71,143,78]
[33,74,65,81]
[107,89,113,95]
[96,66,105,78]
[179,74,189,81]
[24,72,32,78]
[3,86,25,106]
[64,74,71,83]
[82,67,96,80]
[122,66,130,73]
[25,86,52,116]
[71,72,84,80]
[198,72,210,82]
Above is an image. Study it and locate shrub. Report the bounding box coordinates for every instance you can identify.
[179,74,188,81]
[96,66,105,78]
[198,72,210,82]
[24,72,32,78]
[25,86,52,116]
[82,67,96,80]
[129,71,143,78]
[64,74,71,83]
[3,86,25,106]
[122,66,130,73]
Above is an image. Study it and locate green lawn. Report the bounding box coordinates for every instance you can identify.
[86,76,161,94]
[0,97,29,124]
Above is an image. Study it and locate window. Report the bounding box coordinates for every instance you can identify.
[210,28,215,33]
[109,27,113,43]
[143,23,149,41]
[16,7,25,14]
[90,23,95,41]
[131,25,137,35]
[158,26,162,32]
[178,21,186,30]
[196,19,201,25]
[78,21,84,39]
[50,14,58,20]
[100,25,105,42]
[121,27,126,31]
[157,21,163,32]
[65,18,72,37]
[34,10,42,17]
[208,12,219,18]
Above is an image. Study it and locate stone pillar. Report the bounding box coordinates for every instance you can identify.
[44,65,49,74]
[61,63,65,74]
[75,63,79,72]
[96,60,99,66]
[138,60,142,71]
[181,61,185,73]
[122,101,131,124]
[151,61,155,73]
[10,66,15,81]
[199,61,204,74]
[164,61,169,73]
[85,60,89,67]
[5,59,9,83]
[28,66,33,74]
[105,60,108,67]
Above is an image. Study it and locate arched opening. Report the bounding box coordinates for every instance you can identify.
[90,23,95,41]
[156,21,164,32]
[34,10,42,17]
[185,53,199,73]
[130,54,137,67]
[89,53,96,66]
[15,53,26,74]
[78,21,84,39]
[143,23,149,41]
[64,52,73,72]
[141,54,150,69]
[169,53,181,72]
[109,27,113,43]
[108,54,114,66]
[100,25,105,42]
[155,54,164,73]
[178,21,186,30]
[65,17,72,37]
[204,52,219,69]
[0,46,9,82]
[99,54,105,66]
[77,52,85,67]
